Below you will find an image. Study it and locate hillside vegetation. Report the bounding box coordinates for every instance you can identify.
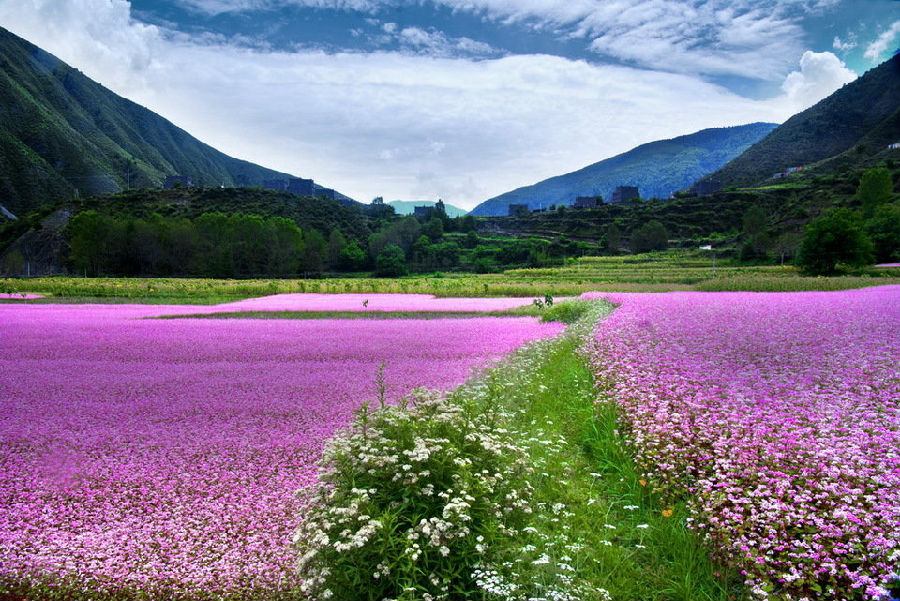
[705,55,900,188]
[0,26,346,216]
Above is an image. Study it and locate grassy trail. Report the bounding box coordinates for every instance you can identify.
[471,302,747,600]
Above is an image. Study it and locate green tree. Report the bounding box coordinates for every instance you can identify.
[338,239,367,271]
[432,241,460,268]
[796,207,874,275]
[326,228,347,270]
[375,244,408,277]
[457,215,476,232]
[68,211,106,276]
[741,204,770,260]
[630,220,668,253]
[412,235,432,269]
[422,217,444,242]
[303,229,327,274]
[865,203,900,262]
[266,217,304,276]
[605,223,621,253]
[856,168,893,217]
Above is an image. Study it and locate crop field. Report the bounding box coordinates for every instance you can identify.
[3,252,900,303]
[0,297,564,596]
[1,284,898,600]
[584,286,900,600]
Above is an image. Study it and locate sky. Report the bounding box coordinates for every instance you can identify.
[1,1,898,209]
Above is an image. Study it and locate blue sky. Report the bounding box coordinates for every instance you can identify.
[2,0,898,208]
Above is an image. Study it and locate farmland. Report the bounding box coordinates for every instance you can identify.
[584,286,900,599]
[0,283,898,600]
[0,298,563,597]
[3,252,900,303]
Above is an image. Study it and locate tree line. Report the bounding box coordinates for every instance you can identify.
[67,211,364,277]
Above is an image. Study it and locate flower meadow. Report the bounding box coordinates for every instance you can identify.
[210,293,542,313]
[583,286,900,600]
[0,298,563,596]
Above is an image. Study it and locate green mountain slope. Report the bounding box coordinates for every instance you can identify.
[388,200,468,217]
[705,55,900,188]
[469,122,777,216]
[0,26,350,216]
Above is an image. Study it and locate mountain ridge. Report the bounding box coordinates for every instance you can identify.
[0,25,351,216]
[469,122,778,216]
[702,55,900,189]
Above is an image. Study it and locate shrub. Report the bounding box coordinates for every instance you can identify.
[540,299,594,324]
[294,389,533,601]
[796,207,873,275]
[375,244,408,277]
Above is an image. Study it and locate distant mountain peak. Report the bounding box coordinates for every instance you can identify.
[469,122,778,216]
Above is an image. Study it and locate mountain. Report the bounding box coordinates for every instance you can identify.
[704,55,900,189]
[468,122,778,216]
[0,26,350,217]
[388,200,468,217]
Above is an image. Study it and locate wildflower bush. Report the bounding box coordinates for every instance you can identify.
[295,299,740,601]
[294,389,534,601]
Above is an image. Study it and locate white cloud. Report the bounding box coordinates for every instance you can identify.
[780,51,857,113]
[0,0,856,210]
[432,0,811,80]
[832,33,857,53]
[0,0,161,93]
[171,0,835,80]
[175,0,381,14]
[864,20,900,61]
[395,26,498,57]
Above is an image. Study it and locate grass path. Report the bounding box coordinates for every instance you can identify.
[461,302,747,600]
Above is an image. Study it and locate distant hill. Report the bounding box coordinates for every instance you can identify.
[704,55,900,189]
[0,26,351,217]
[388,200,467,217]
[469,123,778,216]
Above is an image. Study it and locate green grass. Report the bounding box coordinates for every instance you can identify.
[451,303,747,600]
[4,251,898,303]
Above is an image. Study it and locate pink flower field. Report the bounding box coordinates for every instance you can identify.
[0,299,564,596]
[209,293,543,313]
[583,286,900,600]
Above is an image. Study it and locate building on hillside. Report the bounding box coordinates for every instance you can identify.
[289,178,315,195]
[691,179,721,196]
[771,166,804,180]
[413,206,432,219]
[610,186,639,204]
[573,196,601,209]
[888,142,900,150]
[263,179,289,191]
[508,203,530,216]
[262,178,316,195]
[164,175,193,189]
